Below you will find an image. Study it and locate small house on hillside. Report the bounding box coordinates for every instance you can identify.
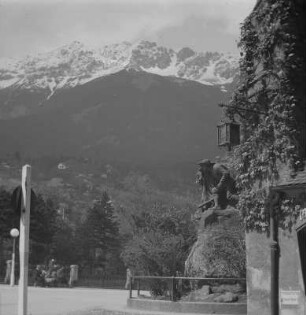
[57,163,67,170]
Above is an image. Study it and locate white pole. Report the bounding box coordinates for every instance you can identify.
[18,165,31,315]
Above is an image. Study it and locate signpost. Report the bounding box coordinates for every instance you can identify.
[18,165,31,315]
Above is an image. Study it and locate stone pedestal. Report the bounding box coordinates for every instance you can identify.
[185,207,243,278]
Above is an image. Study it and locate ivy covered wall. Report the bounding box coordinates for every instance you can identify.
[225,1,306,314]
[225,0,306,232]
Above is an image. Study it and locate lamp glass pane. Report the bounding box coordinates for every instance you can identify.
[217,124,227,146]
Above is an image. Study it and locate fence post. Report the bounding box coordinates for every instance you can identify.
[137,279,140,296]
[171,276,175,301]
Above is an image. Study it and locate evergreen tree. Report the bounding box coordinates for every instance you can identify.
[51,218,78,265]
[29,195,58,264]
[0,188,19,239]
[0,189,60,267]
[78,192,120,273]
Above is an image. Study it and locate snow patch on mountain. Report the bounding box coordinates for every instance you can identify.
[0,40,239,91]
[0,77,19,89]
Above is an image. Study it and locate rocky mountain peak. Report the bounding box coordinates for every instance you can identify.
[0,40,239,91]
[177,47,196,62]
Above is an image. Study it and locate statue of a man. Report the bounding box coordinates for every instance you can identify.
[196,159,238,210]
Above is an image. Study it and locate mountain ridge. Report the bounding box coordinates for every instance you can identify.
[0,40,239,94]
[0,69,225,163]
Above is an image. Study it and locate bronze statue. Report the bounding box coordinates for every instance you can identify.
[196,159,238,211]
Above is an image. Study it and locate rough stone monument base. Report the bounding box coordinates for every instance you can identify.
[185,207,243,278]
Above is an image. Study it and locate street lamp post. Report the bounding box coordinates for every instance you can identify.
[10,228,20,286]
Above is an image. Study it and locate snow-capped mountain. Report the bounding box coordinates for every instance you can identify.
[0,40,239,94]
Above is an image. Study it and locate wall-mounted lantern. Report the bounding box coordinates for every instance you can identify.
[217,119,240,150]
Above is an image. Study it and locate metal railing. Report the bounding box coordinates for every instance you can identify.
[129,276,246,302]
[78,275,126,288]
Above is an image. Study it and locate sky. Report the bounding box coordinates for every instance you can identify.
[0,0,257,59]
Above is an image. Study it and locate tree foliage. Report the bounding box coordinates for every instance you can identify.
[29,195,59,263]
[121,203,196,276]
[0,188,19,239]
[0,188,61,264]
[50,218,78,265]
[77,191,121,273]
[224,0,305,232]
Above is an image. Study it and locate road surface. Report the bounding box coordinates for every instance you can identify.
[0,285,128,315]
[0,285,246,315]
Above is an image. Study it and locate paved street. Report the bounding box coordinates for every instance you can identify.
[0,284,246,315]
[0,285,129,315]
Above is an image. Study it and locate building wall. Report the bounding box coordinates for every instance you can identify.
[279,229,305,315]
[238,0,306,313]
[246,232,271,315]
[246,198,306,315]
